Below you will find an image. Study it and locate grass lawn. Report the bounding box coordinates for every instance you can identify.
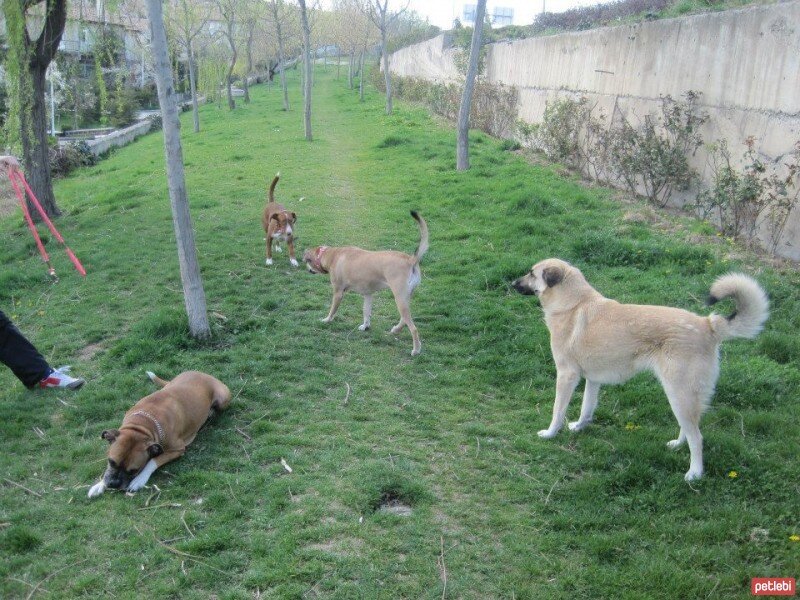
[1,66,798,599]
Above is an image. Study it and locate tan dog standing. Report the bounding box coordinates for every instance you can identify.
[263,173,299,267]
[303,211,429,356]
[88,371,231,497]
[512,258,768,481]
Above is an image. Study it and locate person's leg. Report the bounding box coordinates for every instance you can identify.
[0,309,52,388]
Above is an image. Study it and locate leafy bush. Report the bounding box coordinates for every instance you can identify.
[604,92,707,207]
[694,138,799,253]
[391,75,518,138]
[109,86,140,128]
[49,141,97,178]
[149,115,163,133]
[526,92,706,207]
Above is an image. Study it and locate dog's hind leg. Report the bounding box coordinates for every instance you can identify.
[392,293,420,355]
[657,370,708,481]
[390,318,405,334]
[359,295,373,331]
[568,379,601,431]
[322,290,344,323]
[539,369,580,439]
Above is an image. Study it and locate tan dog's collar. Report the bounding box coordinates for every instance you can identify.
[130,410,165,445]
[312,246,329,274]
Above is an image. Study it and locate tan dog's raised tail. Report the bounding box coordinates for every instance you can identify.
[512,258,768,481]
[303,211,429,355]
[88,371,231,497]
[263,173,299,267]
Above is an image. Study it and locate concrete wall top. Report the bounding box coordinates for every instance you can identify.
[484,1,800,115]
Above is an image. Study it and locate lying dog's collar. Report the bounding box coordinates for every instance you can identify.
[130,410,165,445]
[312,246,329,274]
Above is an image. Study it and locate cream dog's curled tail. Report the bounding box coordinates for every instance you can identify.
[146,371,170,388]
[707,273,769,340]
[410,210,428,263]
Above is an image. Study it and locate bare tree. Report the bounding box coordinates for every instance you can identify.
[144,0,211,339]
[240,1,259,103]
[215,0,240,110]
[363,0,407,115]
[3,0,68,217]
[298,0,313,140]
[166,0,210,132]
[456,0,486,171]
[266,0,294,111]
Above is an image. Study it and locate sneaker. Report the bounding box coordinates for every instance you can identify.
[39,366,85,390]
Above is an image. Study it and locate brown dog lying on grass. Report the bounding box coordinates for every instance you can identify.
[88,371,231,497]
[303,211,429,356]
[512,258,768,481]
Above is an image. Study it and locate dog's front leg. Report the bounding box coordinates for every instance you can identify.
[266,235,274,266]
[568,379,601,431]
[321,290,344,323]
[539,369,580,438]
[127,459,159,492]
[359,295,373,331]
[127,449,185,493]
[288,237,299,267]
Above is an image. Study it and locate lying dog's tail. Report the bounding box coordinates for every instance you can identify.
[146,371,170,388]
[708,273,769,341]
[411,210,428,263]
[268,173,280,203]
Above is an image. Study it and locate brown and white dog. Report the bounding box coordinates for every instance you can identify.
[303,211,429,356]
[263,173,299,267]
[512,258,768,481]
[88,371,231,497]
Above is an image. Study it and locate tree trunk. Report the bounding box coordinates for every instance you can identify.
[276,23,289,111]
[348,49,354,89]
[21,65,60,218]
[359,50,365,102]
[456,0,486,171]
[145,0,211,339]
[380,25,392,115]
[299,0,313,141]
[188,42,200,133]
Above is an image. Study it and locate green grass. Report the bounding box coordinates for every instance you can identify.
[1,67,798,599]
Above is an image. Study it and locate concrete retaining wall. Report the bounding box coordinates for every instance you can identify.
[389,1,800,259]
[85,119,155,156]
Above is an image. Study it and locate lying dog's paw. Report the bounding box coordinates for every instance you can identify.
[127,474,149,493]
[87,481,106,498]
[290,258,299,267]
[537,429,558,439]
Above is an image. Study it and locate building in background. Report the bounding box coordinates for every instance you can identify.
[457,1,540,27]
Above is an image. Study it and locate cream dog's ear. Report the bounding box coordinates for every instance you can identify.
[101,429,120,443]
[542,266,564,288]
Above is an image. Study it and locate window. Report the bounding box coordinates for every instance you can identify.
[463,3,477,24]
[492,6,514,26]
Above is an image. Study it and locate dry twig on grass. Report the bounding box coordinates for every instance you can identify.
[3,478,42,498]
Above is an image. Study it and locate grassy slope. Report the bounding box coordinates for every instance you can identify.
[1,68,798,599]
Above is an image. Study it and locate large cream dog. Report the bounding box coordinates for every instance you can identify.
[88,371,231,497]
[512,258,769,481]
[303,211,428,355]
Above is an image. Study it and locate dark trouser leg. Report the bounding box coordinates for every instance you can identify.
[0,310,51,388]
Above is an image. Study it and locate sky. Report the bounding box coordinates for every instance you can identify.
[404,0,601,29]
